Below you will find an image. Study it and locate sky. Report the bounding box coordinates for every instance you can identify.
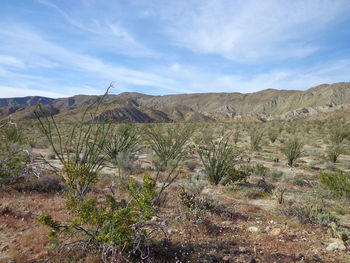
[0,0,350,98]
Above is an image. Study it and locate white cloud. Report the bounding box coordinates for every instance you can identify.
[0,85,67,98]
[0,55,25,68]
[36,0,160,58]
[156,0,350,61]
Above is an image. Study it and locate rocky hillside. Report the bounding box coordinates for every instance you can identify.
[1,82,350,122]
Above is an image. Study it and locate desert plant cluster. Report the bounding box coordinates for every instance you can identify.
[1,93,350,262]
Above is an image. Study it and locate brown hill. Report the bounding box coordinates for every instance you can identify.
[1,82,350,122]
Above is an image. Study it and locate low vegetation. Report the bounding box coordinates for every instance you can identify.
[1,91,350,262]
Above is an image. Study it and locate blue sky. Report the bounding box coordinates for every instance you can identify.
[0,0,350,98]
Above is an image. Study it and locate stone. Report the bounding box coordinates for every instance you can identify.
[326,239,346,251]
[222,255,232,262]
[247,226,260,233]
[238,247,247,253]
[271,228,281,236]
[1,245,9,252]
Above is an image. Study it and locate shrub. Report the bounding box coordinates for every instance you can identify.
[220,164,253,186]
[280,137,303,166]
[269,169,283,179]
[39,174,156,261]
[0,120,31,182]
[144,124,194,171]
[267,129,279,143]
[144,123,194,201]
[103,124,140,166]
[249,129,264,151]
[329,125,349,144]
[36,87,160,261]
[319,170,350,198]
[326,143,344,163]
[197,134,239,185]
[280,203,337,225]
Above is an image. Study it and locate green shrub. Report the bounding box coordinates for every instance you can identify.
[0,121,31,182]
[269,169,283,179]
[39,174,156,260]
[197,134,239,185]
[280,203,337,225]
[319,170,350,198]
[221,164,252,186]
[249,129,264,151]
[326,143,344,163]
[281,137,303,166]
[103,124,140,166]
[144,124,194,171]
[329,125,349,144]
[267,129,279,143]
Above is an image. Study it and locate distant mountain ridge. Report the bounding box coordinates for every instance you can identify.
[1,82,350,122]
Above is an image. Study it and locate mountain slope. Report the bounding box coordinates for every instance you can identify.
[1,82,350,122]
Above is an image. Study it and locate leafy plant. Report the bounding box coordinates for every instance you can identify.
[249,129,264,151]
[280,137,303,166]
[319,170,350,199]
[326,143,344,163]
[103,124,140,166]
[35,89,112,197]
[197,133,239,185]
[267,129,279,143]
[0,120,31,182]
[144,124,194,171]
[144,123,194,201]
[280,203,337,225]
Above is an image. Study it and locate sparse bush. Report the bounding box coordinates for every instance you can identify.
[36,87,159,261]
[144,123,194,201]
[319,170,350,198]
[197,133,239,185]
[0,120,31,182]
[254,163,269,179]
[270,169,283,179]
[326,143,344,163]
[249,129,264,151]
[221,164,253,186]
[329,125,349,144]
[267,129,279,143]
[144,124,194,171]
[233,128,240,144]
[280,203,337,225]
[328,222,350,242]
[103,124,140,166]
[281,137,303,166]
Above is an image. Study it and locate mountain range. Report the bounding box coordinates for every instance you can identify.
[1,82,350,122]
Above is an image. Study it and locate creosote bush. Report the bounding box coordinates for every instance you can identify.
[281,137,303,166]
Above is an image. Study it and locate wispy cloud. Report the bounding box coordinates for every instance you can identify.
[155,0,350,61]
[0,0,349,97]
[36,0,160,58]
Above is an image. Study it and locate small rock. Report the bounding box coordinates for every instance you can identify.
[326,239,346,251]
[1,245,9,252]
[271,228,281,236]
[167,228,177,235]
[202,188,216,195]
[222,221,232,226]
[222,255,232,262]
[247,226,260,233]
[238,247,247,253]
